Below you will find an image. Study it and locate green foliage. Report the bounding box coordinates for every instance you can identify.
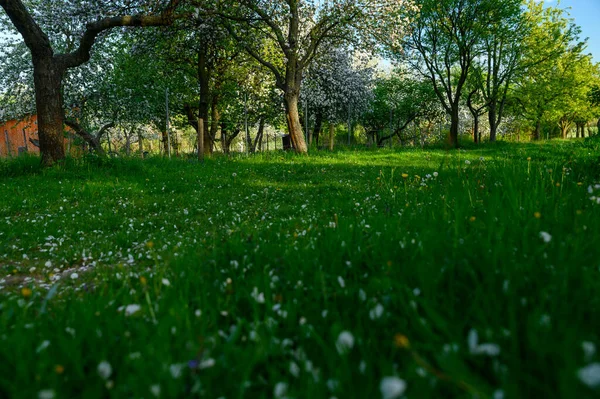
[2,142,600,398]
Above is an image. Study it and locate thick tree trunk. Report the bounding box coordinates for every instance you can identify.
[283,91,307,153]
[34,58,66,166]
[560,122,569,139]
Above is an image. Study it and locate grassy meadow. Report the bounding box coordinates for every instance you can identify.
[1,139,600,398]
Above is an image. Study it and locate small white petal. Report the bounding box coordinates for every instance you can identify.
[336,331,355,354]
[380,376,407,399]
[578,363,600,388]
[273,382,288,398]
[38,390,55,399]
[97,361,112,380]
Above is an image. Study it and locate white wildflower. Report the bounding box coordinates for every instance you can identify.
[578,363,600,389]
[380,376,407,399]
[369,304,384,320]
[273,382,288,398]
[36,340,50,353]
[336,331,355,354]
[337,276,345,288]
[468,329,500,357]
[169,363,184,379]
[118,304,141,316]
[150,384,161,397]
[97,361,112,380]
[583,341,596,361]
[539,231,552,243]
[38,390,55,399]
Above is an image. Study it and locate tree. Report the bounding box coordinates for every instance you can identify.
[512,3,588,140]
[470,0,523,141]
[362,69,439,146]
[211,0,413,154]
[0,0,183,165]
[301,48,374,147]
[402,0,515,147]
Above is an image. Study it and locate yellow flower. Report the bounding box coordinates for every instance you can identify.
[534,212,541,219]
[576,210,583,215]
[140,276,147,286]
[469,216,476,222]
[401,173,409,179]
[21,287,32,298]
[527,157,531,161]
[577,182,583,186]
[54,365,65,374]
[146,241,154,249]
[555,183,560,187]
[394,334,410,349]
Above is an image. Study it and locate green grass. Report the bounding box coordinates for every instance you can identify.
[1,140,600,399]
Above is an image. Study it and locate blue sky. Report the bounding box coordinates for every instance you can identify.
[544,0,600,63]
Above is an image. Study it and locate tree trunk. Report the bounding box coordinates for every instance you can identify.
[34,58,66,166]
[210,98,220,152]
[488,104,498,142]
[252,117,265,153]
[533,120,541,141]
[313,111,323,147]
[283,91,307,153]
[197,117,204,161]
[138,131,143,156]
[473,115,479,144]
[197,48,212,155]
[161,131,169,154]
[257,118,265,151]
[449,103,460,148]
[221,123,229,155]
[329,123,334,151]
[64,119,106,156]
[560,122,569,139]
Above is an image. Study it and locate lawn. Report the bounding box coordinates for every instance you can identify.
[1,140,600,399]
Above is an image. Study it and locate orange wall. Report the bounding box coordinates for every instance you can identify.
[0,115,77,158]
[0,115,40,158]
